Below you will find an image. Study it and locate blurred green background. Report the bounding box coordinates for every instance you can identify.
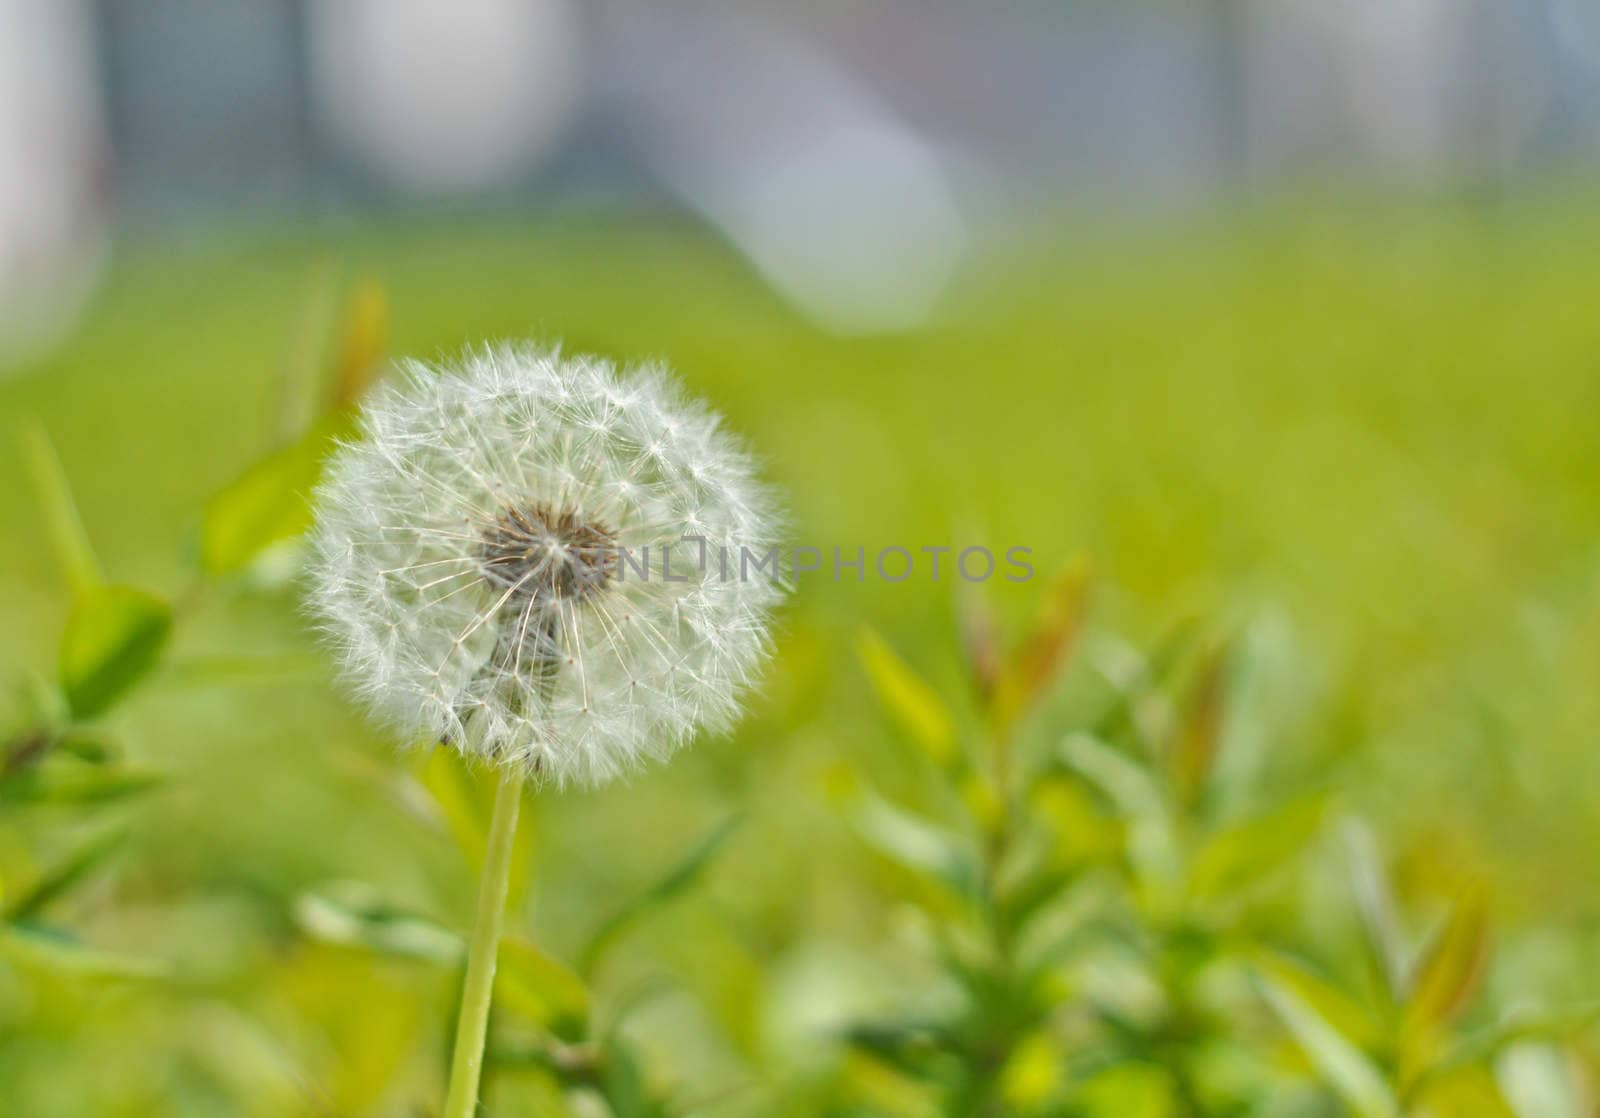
[2,199,1599,1114]
[5,0,1600,1112]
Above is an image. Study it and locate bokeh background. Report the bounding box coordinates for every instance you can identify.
[2,1,1600,1115]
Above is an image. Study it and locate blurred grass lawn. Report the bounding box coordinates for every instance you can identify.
[1,200,1599,1112]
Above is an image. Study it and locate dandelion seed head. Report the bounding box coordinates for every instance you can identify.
[307,343,785,787]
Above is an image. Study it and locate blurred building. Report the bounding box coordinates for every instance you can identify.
[2,0,1597,339]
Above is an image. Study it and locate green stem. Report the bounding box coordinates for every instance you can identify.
[443,764,526,1118]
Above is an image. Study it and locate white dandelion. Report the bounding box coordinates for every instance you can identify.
[308,342,784,1118]
[307,343,785,787]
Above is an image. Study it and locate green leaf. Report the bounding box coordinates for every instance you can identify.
[1,730,53,779]
[956,587,1002,702]
[18,420,102,595]
[54,733,117,765]
[1170,639,1230,806]
[293,882,462,964]
[0,765,163,807]
[495,936,589,1041]
[1074,1063,1175,1118]
[410,748,536,910]
[579,815,741,977]
[842,1018,961,1082]
[329,280,388,409]
[198,415,349,576]
[1054,733,1177,893]
[413,746,490,865]
[990,556,1092,735]
[1253,951,1381,1050]
[5,829,126,921]
[839,1046,944,1118]
[1089,616,1200,746]
[598,1036,673,1118]
[1437,1004,1600,1077]
[59,584,173,718]
[1411,1063,1516,1118]
[1257,969,1399,1118]
[857,628,959,770]
[1188,795,1325,900]
[1344,819,1409,1002]
[1055,734,1164,820]
[0,922,169,980]
[274,259,340,441]
[854,795,980,900]
[1405,892,1491,1037]
[186,1004,319,1114]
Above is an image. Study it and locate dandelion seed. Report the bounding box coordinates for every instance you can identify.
[307,343,785,787]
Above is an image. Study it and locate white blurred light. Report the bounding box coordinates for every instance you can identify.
[1553,0,1600,70]
[1259,0,1474,176]
[0,0,105,365]
[620,16,967,335]
[307,0,580,194]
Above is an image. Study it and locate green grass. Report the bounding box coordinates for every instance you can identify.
[1,199,1599,1114]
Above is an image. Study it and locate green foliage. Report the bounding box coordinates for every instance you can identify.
[0,280,401,1114]
[579,813,742,978]
[199,278,383,576]
[59,584,173,718]
[5,828,127,921]
[198,415,351,577]
[844,577,1597,1117]
[0,921,170,980]
[497,935,590,1039]
[1257,970,1399,1118]
[294,881,464,965]
[2,214,1599,1116]
[857,628,959,771]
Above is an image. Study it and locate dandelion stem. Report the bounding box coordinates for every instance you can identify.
[443,763,526,1118]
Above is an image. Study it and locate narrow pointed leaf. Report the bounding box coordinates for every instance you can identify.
[1,922,169,980]
[495,935,589,1040]
[1257,970,1399,1118]
[293,882,462,964]
[1412,1064,1516,1118]
[1171,640,1230,805]
[580,815,741,976]
[413,747,488,864]
[991,556,1092,734]
[1090,616,1200,745]
[957,588,1002,702]
[854,795,981,900]
[1189,794,1325,900]
[1055,732,1177,891]
[857,628,958,770]
[598,1036,673,1118]
[1253,951,1381,1049]
[198,415,350,576]
[59,585,172,718]
[19,421,101,594]
[1436,1004,1600,1077]
[275,260,339,441]
[0,766,163,807]
[1055,733,1165,824]
[1344,819,1408,1001]
[6,829,126,920]
[330,280,388,409]
[54,733,117,765]
[1405,893,1491,1035]
[1,730,53,780]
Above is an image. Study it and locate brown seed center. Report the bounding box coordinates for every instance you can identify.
[480,503,617,606]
